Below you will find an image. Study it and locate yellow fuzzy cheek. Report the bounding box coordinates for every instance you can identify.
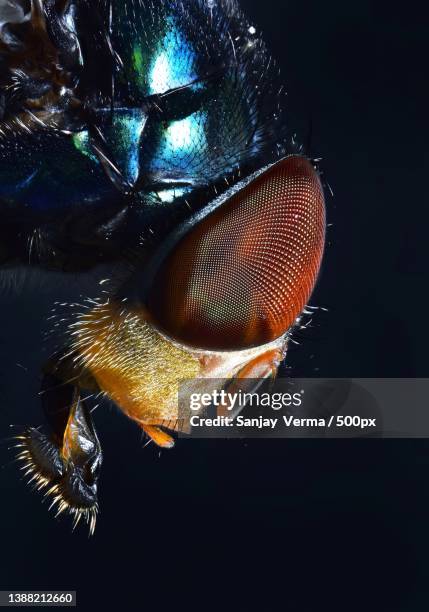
[73,300,201,424]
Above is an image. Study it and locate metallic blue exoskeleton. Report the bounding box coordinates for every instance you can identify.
[0,0,284,269]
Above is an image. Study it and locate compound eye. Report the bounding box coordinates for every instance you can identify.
[146,156,326,351]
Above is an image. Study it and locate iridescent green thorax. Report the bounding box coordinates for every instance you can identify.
[0,0,283,230]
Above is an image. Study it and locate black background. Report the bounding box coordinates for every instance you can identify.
[1,0,428,610]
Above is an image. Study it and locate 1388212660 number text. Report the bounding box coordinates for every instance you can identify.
[0,592,76,607]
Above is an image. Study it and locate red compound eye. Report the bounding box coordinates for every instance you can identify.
[147,155,326,351]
